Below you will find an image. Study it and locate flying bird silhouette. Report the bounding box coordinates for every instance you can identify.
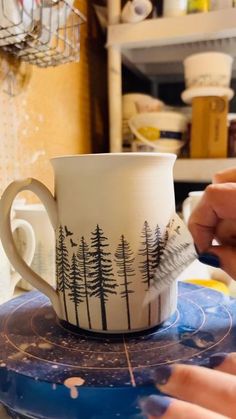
[65,226,73,237]
[70,238,77,247]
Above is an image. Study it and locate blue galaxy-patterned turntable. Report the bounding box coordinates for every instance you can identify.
[0,282,235,419]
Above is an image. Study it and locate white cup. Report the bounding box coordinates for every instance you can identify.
[182,191,204,223]
[182,191,233,286]
[122,94,164,120]
[13,203,55,291]
[128,111,187,154]
[163,0,187,17]
[0,217,35,304]
[183,52,233,90]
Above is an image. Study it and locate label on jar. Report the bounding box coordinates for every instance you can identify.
[187,0,210,12]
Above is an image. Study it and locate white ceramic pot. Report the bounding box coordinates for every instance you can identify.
[183,52,233,90]
[182,191,204,223]
[0,217,35,304]
[0,153,177,334]
[122,94,164,120]
[13,203,55,291]
[128,112,187,153]
[163,0,187,17]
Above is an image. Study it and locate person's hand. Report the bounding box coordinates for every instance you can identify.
[188,168,236,279]
[140,352,236,418]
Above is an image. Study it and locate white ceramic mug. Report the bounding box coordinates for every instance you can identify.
[182,191,204,224]
[13,203,55,291]
[0,217,35,304]
[129,112,187,154]
[183,52,233,90]
[0,153,177,334]
[163,0,187,17]
[182,191,233,286]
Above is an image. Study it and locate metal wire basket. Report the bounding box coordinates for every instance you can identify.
[0,0,86,67]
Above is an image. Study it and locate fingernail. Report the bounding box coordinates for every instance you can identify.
[140,395,171,417]
[209,352,228,369]
[198,252,221,268]
[152,365,172,386]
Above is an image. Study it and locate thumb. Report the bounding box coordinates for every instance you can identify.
[207,245,236,281]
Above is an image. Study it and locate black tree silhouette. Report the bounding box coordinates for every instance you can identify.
[68,253,85,326]
[152,225,166,321]
[152,238,194,294]
[152,225,165,270]
[158,240,192,277]
[89,224,117,330]
[139,221,154,326]
[56,225,71,321]
[115,235,135,330]
[77,236,92,329]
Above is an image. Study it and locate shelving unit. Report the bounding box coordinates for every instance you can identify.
[174,158,236,183]
[107,3,236,182]
[107,8,236,79]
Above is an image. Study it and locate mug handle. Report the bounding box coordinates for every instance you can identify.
[128,118,157,150]
[0,178,62,318]
[11,217,36,289]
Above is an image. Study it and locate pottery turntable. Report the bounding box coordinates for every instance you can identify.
[0,282,235,419]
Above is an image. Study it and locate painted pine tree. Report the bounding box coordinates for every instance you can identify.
[56,225,71,321]
[152,239,195,292]
[152,225,165,322]
[68,253,85,326]
[89,224,117,330]
[115,235,135,330]
[77,236,92,329]
[152,225,165,270]
[139,221,154,326]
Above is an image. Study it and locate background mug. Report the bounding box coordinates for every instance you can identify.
[0,216,35,304]
[0,153,176,333]
[13,203,55,291]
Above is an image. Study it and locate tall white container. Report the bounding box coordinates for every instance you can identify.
[163,0,188,17]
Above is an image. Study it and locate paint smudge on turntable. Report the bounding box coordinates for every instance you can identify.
[64,377,85,399]
[38,343,53,350]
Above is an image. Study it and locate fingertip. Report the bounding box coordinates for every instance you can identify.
[140,395,172,418]
[208,353,228,369]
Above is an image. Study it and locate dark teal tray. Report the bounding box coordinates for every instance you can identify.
[0,282,235,418]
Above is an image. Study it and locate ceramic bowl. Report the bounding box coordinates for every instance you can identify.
[128,111,187,154]
[183,52,233,89]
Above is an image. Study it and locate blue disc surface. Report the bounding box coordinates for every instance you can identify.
[0,282,235,418]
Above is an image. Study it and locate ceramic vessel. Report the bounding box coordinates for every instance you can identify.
[0,153,177,333]
[183,52,233,90]
[129,112,187,154]
[13,203,55,291]
[0,217,35,304]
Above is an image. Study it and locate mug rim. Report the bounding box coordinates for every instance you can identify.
[51,152,176,162]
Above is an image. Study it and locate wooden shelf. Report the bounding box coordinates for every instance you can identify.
[174,158,236,182]
[107,3,236,154]
[107,9,236,79]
